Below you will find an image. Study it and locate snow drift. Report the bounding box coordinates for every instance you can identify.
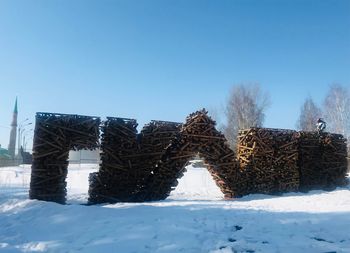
[0,164,349,253]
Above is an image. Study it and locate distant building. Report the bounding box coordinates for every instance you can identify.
[7,98,18,159]
[0,145,11,159]
[69,149,100,164]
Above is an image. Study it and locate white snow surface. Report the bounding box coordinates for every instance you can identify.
[0,163,350,253]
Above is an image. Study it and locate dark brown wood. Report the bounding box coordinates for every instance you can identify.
[88,109,348,204]
[140,109,240,200]
[88,118,182,203]
[237,128,300,195]
[31,110,348,205]
[298,131,348,191]
[30,113,100,204]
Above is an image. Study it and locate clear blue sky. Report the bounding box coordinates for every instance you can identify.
[0,0,349,149]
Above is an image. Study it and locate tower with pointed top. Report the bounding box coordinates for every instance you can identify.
[8,97,18,158]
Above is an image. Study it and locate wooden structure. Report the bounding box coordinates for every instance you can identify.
[88,110,240,203]
[88,118,181,203]
[30,113,100,204]
[237,128,300,195]
[139,109,240,200]
[29,110,348,204]
[298,131,348,191]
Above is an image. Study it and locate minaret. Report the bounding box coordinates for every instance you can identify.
[8,97,18,158]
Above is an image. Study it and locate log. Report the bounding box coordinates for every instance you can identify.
[30,112,100,204]
[88,118,182,203]
[236,128,300,195]
[298,131,348,191]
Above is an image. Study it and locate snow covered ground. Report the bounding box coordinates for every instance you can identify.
[0,164,349,253]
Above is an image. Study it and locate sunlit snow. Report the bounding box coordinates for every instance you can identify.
[0,163,349,253]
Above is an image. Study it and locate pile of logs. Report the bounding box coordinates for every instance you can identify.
[88,110,348,203]
[298,132,348,191]
[30,112,100,204]
[88,117,139,203]
[30,110,349,205]
[88,118,181,203]
[141,109,239,200]
[136,120,182,200]
[139,120,182,171]
[237,128,300,195]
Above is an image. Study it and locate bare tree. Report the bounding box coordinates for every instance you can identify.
[297,96,322,131]
[223,83,270,148]
[323,84,350,137]
[323,84,350,166]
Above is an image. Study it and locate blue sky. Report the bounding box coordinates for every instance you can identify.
[0,0,349,149]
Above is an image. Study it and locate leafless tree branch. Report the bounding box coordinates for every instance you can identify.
[223,83,270,147]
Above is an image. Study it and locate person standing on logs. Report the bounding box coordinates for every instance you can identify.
[316,118,326,134]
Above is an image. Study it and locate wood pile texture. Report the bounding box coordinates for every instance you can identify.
[136,120,182,200]
[30,110,348,205]
[88,118,181,203]
[237,128,300,195]
[30,112,100,204]
[141,109,240,201]
[89,110,347,204]
[298,132,348,191]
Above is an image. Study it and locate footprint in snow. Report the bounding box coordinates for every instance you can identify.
[232,225,242,231]
[312,237,334,243]
[228,238,236,242]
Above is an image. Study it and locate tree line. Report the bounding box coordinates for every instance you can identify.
[218,83,350,153]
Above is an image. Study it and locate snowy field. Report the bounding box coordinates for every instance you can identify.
[0,164,349,253]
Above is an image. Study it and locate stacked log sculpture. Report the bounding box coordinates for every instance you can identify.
[237,128,300,195]
[141,109,240,200]
[88,117,139,203]
[30,112,100,204]
[88,118,181,203]
[298,131,348,191]
[29,109,348,204]
[137,120,182,199]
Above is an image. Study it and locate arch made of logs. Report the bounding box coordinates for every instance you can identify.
[88,109,242,203]
[139,110,241,201]
[30,110,348,204]
[88,109,348,204]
